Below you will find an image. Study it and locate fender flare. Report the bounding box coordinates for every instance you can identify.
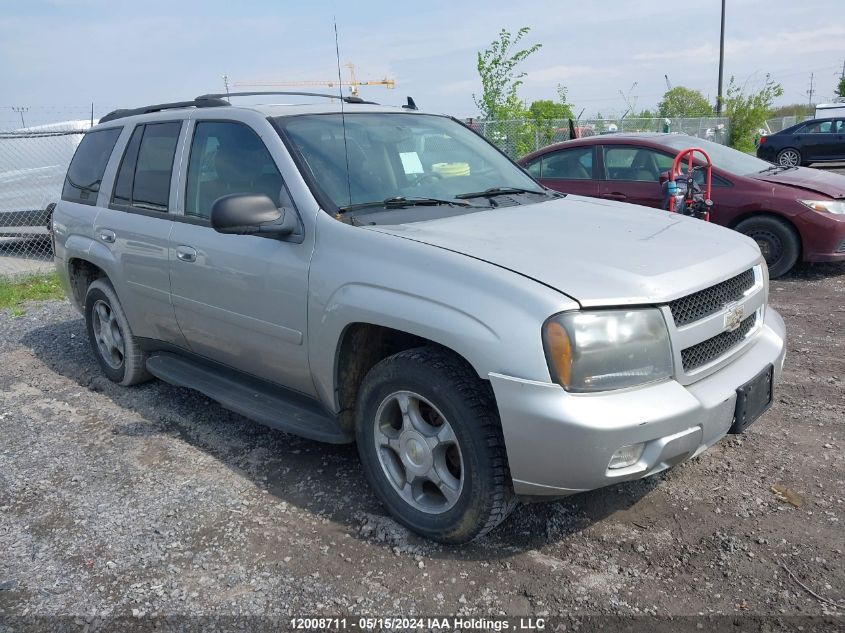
[310,282,501,411]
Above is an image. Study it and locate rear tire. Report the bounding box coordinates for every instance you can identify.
[355,347,516,543]
[84,278,151,386]
[735,216,800,278]
[776,148,802,167]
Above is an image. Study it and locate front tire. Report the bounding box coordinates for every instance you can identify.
[355,347,515,543]
[735,216,800,278]
[776,148,802,167]
[84,278,151,386]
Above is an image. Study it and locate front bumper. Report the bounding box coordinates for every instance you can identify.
[490,308,786,496]
[796,210,845,263]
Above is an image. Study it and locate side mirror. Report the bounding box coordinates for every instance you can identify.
[210,193,297,237]
[658,170,671,185]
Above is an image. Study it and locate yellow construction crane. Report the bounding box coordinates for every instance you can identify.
[233,64,395,98]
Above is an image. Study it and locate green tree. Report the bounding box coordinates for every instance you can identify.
[836,75,845,99]
[657,86,714,118]
[473,27,541,121]
[528,85,575,121]
[473,27,542,157]
[528,99,570,120]
[527,85,575,144]
[725,74,784,152]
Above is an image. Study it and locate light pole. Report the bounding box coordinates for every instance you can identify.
[715,0,726,116]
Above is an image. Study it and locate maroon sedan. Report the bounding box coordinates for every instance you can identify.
[518,133,845,277]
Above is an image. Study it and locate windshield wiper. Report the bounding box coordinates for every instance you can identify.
[455,186,548,199]
[338,196,472,213]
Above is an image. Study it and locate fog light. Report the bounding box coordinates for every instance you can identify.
[608,443,645,469]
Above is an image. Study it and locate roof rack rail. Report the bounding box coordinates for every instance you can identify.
[196,91,379,105]
[99,97,229,124]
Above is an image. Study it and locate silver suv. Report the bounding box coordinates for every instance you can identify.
[52,93,786,543]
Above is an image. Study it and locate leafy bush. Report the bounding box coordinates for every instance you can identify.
[725,75,783,152]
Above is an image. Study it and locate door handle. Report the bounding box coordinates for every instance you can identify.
[602,192,627,201]
[98,229,116,243]
[175,245,197,263]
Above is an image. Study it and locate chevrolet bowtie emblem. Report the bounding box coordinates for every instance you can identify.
[724,302,745,332]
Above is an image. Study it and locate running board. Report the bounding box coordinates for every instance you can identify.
[146,352,353,444]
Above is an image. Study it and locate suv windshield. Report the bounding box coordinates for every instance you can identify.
[660,135,773,176]
[275,113,545,212]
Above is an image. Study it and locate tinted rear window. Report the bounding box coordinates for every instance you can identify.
[61,128,121,205]
[111,122,181,212]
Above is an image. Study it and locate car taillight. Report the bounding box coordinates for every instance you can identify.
[758,136,766,145]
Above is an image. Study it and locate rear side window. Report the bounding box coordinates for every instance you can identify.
[524,158,541,178]
[61,128,121,205]
[798,120,832,134]
[111,122,181,212]
[185,121,288,219]
[604,146,664,182]
[540,147,593,180]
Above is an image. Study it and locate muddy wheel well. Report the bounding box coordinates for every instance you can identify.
[68,259,105,308]
[334,324,478,432]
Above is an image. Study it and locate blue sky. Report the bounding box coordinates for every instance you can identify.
[1,0,843,127]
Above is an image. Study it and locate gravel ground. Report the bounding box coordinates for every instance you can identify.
[0,263,843,630]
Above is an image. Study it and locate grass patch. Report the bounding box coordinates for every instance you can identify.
[0,272,65,314]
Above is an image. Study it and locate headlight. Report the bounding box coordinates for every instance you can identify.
[542,309,673,392]
[798,199,845,215]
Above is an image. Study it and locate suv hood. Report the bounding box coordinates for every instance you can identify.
[369,196,761,306]
[751,166,845,199]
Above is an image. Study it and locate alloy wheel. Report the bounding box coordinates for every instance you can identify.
[91,299,125,369]
[777,149,800,167]
[373,390,464,514]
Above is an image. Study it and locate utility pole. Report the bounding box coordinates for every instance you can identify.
[12,106,29,127]
[716,0,726,115]
[222,74,230,102]
[839,60,845,99]
[807,72,815,106]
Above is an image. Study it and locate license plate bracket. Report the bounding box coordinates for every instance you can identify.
[730,364,774,434]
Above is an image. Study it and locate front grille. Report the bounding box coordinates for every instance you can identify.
[669,268,755,326]
[681,313,757,372]
[837,238,845,254]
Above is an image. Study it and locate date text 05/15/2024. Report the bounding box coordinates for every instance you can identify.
[289,616,547,630]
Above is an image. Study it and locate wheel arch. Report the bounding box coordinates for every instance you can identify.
[331,322,488,433]
[66,257,108,311]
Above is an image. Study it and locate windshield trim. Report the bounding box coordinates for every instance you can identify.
[269,111,546,218]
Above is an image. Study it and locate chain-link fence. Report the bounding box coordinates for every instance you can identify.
[0,120,91,278]
[763,115,813,135]
[472,117,731,159]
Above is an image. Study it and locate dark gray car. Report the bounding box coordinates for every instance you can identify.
[757,117,845,166]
